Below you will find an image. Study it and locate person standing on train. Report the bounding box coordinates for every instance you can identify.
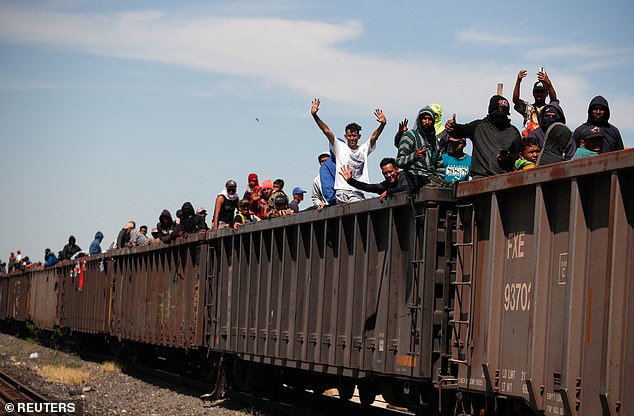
[89,231,104,254]
[288,187,306,212]
[571,96,623,154]
[213,180,239,230]
[512,69,557,137]
[250,180,273,220]
[445,95,521,178]
[311,98,387,203]
[62,235,81,260]
[572,127,605,160]
[115,221,135,249]
[395,106,444,190]
[243,173,261,202]
[339,157,410,202]
[442,136,471,182]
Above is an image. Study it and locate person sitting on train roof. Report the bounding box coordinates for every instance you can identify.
[311,98,387,203]
[268,179,288,209]
[514,137,540,171]
[213,180,239,230]
[196,208,209,231]
[512,69,557,138]
[243,173,261,202]
[268,193,295,218]
[115,221,135,249]
[289,187,306,213]
[318,151,337,209]
[89,231,104,255]
[0,261,6,274]
[572,127,604,160]
[527,100,574,160]
[250,180,273,220]
[339,157,410,202]
[310,153,330,211]
[445,95,521,178]
[178,202,207,235]
[395,106,444,190]
[44,248,58,268]
[62,235,82,260]
[232,199,258,229]
[536,104,573,166]
[128,226,150,247]
[571,96,624,155]
[156,209,176,241]
[442,136,471,182]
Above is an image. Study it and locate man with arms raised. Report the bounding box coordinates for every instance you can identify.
[311,98,387,203]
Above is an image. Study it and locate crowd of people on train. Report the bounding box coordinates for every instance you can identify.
[1,68,625,274]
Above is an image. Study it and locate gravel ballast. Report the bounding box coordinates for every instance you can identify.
[0,333,257,415]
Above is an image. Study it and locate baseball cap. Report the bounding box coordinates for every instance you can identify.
[533,81,548,92]
[292,187,306,195]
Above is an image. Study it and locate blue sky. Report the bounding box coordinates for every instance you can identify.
[1,0,633,263]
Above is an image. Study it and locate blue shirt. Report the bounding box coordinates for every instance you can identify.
[442,153,471,183]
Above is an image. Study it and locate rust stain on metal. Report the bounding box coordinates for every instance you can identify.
[396,355,417,367]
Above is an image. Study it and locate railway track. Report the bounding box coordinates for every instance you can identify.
[0,370,75,416]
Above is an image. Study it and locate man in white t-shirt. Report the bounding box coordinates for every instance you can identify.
[310,98,387,203]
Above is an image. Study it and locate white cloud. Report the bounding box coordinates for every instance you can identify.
[455,29,532,46]
[0,4,633,132]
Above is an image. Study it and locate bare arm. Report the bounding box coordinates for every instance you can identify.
[369,108,387,148]
[513,70,526,107]
[311,98,335,145]
[538,71,557,102]
[212,195,223,230]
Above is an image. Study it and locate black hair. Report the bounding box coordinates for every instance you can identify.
[519,137,539,152]
[140,225,148,231]
[379,157,396,168]
[345,123,362,134]
[273,179,284,188]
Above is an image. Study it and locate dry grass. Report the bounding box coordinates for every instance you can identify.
[100,361,121,373]
[36,365,90,385]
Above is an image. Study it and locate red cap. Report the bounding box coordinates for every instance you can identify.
[248,173,258,181]
[261,180,273,189]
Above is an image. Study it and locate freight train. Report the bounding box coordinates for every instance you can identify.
[1,149,632,416]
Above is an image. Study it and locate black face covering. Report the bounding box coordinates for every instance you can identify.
[489,111,510,128]
[540,112,560,131]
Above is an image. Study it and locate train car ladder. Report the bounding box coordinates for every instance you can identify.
[449,203,475,366]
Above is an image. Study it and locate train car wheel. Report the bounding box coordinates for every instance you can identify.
[358,379,377,405]
[337,379,354,401]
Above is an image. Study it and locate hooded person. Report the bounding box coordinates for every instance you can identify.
[89,231,104,255]
[44,248,58,267]
[62,235,81,260]
[526,100,574,160]
[445,95,522,178]
[179,202,205,234]
[243,173,261,201]
[156,209,175,238]
[428,102,451,154]
[395,106,445,190]
[571,96,624,154]
[536,107,573,166]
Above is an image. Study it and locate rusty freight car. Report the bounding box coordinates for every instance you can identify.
[452,149,634,415]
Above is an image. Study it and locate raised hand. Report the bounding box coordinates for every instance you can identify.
[374,108,386,125]
[398,118,409,134]
[311,98,320,116]
[445,113,457,133]
[339,165,353,181]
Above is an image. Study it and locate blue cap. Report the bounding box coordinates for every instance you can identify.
[292,187,306,195]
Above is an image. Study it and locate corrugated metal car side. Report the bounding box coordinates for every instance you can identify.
[109,235,205,349]
[29,267,60,330]
[5,273,30,321]
[0,276,9,320]
[58,257,110,334]
[206,188,455,381]
[452,149,634,416]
